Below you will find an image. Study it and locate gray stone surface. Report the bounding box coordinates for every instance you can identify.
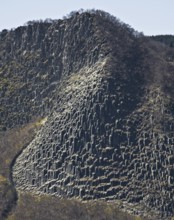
[1,10,174,220]
[13,62,174,218]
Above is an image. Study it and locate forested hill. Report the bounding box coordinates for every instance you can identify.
[150,34,174,47]
[0,10,174,220]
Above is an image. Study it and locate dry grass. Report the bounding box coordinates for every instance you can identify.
[7,192,144,220]
[0,118,44,219]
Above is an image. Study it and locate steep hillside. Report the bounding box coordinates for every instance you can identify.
[1,10,174,220]
[0,12,103,131]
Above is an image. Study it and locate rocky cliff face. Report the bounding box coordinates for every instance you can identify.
[1,10,174,219]
[0,12,104,130]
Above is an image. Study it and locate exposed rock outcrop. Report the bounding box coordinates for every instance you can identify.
[1,10,174,220]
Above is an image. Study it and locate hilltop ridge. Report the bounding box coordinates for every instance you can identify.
[0,10,174,220]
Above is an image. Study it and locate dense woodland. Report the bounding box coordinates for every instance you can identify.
[150,35,174,48]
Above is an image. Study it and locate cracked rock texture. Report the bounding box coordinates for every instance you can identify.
[1,10,174,219]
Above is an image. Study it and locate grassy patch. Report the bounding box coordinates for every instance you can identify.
[7,192,146,220]
[0,118,45,219]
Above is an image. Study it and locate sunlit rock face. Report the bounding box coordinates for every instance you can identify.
[3,10,174,219]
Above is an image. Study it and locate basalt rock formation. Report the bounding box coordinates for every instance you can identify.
[1,10,174,220]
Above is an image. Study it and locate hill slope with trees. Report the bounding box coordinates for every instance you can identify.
[0,10,174,220]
